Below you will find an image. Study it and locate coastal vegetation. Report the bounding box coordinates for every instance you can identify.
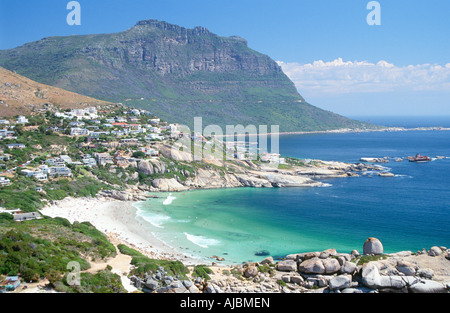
[118,244,189,279]
[0,216,116,285]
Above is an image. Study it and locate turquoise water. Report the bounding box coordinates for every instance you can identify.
[135,117,450,264]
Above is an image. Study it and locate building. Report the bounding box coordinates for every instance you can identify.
[260,153,286,164]
[119,138,139,146]
[140,146,159,157]
[82,156,97,168]
[0,154,11,161]
[71,128,90,136]
[17,116,29,124]
[47,166,72,177]
[0,120,10,125]
[0,276,21,292]
[70,121,85,127]
[46,157,66,167]
[93,152,114,166]
[145,134,164,141]
[5,143,26,149]
[0,129,15,138]
[0,176,11,186]
[59,155,73,164]
[13,212,42,222]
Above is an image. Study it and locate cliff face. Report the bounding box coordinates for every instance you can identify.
[0,19,371,131]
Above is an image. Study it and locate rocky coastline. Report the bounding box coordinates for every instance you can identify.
[129,238,450,294]
[98,156,384,198]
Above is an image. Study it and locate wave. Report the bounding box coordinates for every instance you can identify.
[184,232,220,249]
[319,183,333,187]
[163,194,176,205]
[139,212,171,229]
[394,174,413,178]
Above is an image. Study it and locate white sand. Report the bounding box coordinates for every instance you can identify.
[40,196,204,265]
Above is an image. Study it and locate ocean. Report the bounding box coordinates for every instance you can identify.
[134,116,450,264]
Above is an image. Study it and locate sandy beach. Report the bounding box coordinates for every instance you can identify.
[40,196,205,265]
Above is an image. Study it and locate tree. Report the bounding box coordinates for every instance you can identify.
[132,151,146,159]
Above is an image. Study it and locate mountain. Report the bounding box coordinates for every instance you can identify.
[0,66,111,117]
[0,19,372,131]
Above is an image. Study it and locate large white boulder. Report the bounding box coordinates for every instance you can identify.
[363,237,384,255]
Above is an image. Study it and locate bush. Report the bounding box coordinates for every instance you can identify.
[117,244,144,257]
[130,256,189,279]
[192,265,213,281]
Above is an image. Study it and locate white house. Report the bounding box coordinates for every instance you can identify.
[17,116,29,124]
[0,176,11,186]
[59,155,73,164]
[5,143,26,149]
[0,129,15,138]
[47,166,72,177]
[70,128,90,136]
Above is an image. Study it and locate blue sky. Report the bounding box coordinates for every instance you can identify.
[0,0,449,117]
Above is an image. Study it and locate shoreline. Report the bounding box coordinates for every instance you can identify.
[40,196,206,266]
[213,126,450,138]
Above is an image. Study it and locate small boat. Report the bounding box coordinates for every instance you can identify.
[407,154,431,162]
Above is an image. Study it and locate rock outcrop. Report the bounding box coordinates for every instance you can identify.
[128,239,450,294]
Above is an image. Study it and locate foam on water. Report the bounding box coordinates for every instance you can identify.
[163,194,176,205]
[139,212,171,229]
[184,232,220,249]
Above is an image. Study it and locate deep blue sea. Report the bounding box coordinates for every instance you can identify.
[136,116,450,264]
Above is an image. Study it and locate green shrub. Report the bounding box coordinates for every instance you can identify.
[117,244,145,257]
[130,256,189,279]
[192,265,213,281]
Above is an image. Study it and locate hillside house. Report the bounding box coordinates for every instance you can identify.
[0,276,20,292]
[70,128,90,136]
[93,152,114,166]
[13,212,42,222]
[0,176,11,186]
[5,143,26,149]
[47,166,72,177]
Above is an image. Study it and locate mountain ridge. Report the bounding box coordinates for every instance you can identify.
[0,19,373,131]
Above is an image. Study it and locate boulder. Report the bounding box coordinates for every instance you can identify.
[340,261,357,274]
[298,257,325,275]
[351,250,360,258]
[408,280,447,293]
[244,266,259,278]
[144,278,159,291]
[361,262,419,290]
[428,246,442,257]
[363,238,383,255]
[319,249,337,259]
[396,261,416,276]
[290,275,304,285]
[329,275,352,291]
[416,268,434,280]
[323,258,341,274]
[151,178,188,192]
[137,160,154,175]
[276,260,297,272]
[260,256,274,265]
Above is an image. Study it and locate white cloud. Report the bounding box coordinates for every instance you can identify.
[277,58,450,96]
